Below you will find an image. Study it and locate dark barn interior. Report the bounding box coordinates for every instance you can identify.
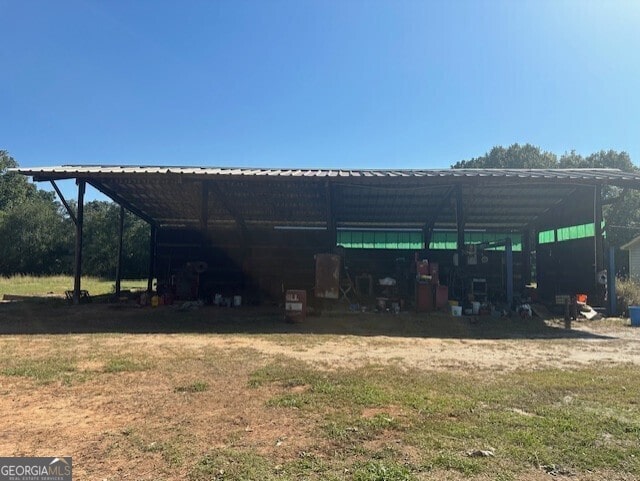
[18,166,640,312]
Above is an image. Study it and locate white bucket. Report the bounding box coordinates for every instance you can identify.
[233,295,242,307]
[472,301,481,314]
[451,306,462,317]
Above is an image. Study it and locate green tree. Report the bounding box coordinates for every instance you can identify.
[0,195,72,274]
[559,149,636,172]
[0,151,73,275]
[559,150,639,247]
[83,201,119,277]
[121,211,150,279]
[0,152,150,277]
[452,143,558,169]
[82,201,149,278]
[453,145,640,247]
[0,150,37,211]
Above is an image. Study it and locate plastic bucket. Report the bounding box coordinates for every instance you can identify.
[451,306,462,317]
[630,306,640,327]
[472,301,481,315]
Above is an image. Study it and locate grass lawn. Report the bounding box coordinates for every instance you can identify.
[0,275,146,298]
[0,280,638,480]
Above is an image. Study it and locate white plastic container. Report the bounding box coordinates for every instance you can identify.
[233,295,242,307]
[472,301,481,314]
[451,306,462,317]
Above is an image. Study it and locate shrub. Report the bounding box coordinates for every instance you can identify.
[615,277,640,316]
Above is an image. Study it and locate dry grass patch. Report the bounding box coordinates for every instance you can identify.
[1,300,640,479]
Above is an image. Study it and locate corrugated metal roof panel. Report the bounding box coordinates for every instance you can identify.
[11,164,640,230]
[13,164,640,180]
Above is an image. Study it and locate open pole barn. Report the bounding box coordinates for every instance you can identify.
[16,166,640,312]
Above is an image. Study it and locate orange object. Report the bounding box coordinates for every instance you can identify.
[576,294,588,303]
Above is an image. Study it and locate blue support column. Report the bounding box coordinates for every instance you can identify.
[608,246,617,316]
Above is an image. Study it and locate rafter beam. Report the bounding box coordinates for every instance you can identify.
[529,186,579,229]
[88,180,155,225]
[49,180,77,226]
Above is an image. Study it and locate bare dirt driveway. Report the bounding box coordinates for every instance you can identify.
[1,303,639,480]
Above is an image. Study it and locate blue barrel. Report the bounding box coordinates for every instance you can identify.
[630,306,640,327]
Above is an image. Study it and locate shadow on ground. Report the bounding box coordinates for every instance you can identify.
[0,297,616,340]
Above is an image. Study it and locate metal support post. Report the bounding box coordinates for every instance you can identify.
[608,246,617,316]
[455,186,465,267]
[506,237,513,307]
[115,205,125,296]
[147,224,157,293]
[522,229,531,288]
[73,180,86,305]
[594,185,605,303]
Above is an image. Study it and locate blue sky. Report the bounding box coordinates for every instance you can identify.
[2,0,640,198]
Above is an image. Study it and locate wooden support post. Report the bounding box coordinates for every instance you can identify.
[564,298,572,329]
[147,224,157,293]
[455,186,466,267]
[115,205,125,296]
[73,180,86,305]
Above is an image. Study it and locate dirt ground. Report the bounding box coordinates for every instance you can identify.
[0,303,639,480]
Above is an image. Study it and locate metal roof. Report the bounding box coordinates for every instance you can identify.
[15,165,640,231]
[15,165,640,183]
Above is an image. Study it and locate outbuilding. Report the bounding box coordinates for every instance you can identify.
[621,235,640,281]
[15,166,640,311]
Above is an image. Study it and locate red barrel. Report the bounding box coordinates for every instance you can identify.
[435,285,449,309]
[285,290,307,322]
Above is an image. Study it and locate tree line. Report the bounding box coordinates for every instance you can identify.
[452,144,640,248]
[1,145,638,277]
[0,150,149,278]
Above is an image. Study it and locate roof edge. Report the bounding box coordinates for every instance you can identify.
[621,235,640,250]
